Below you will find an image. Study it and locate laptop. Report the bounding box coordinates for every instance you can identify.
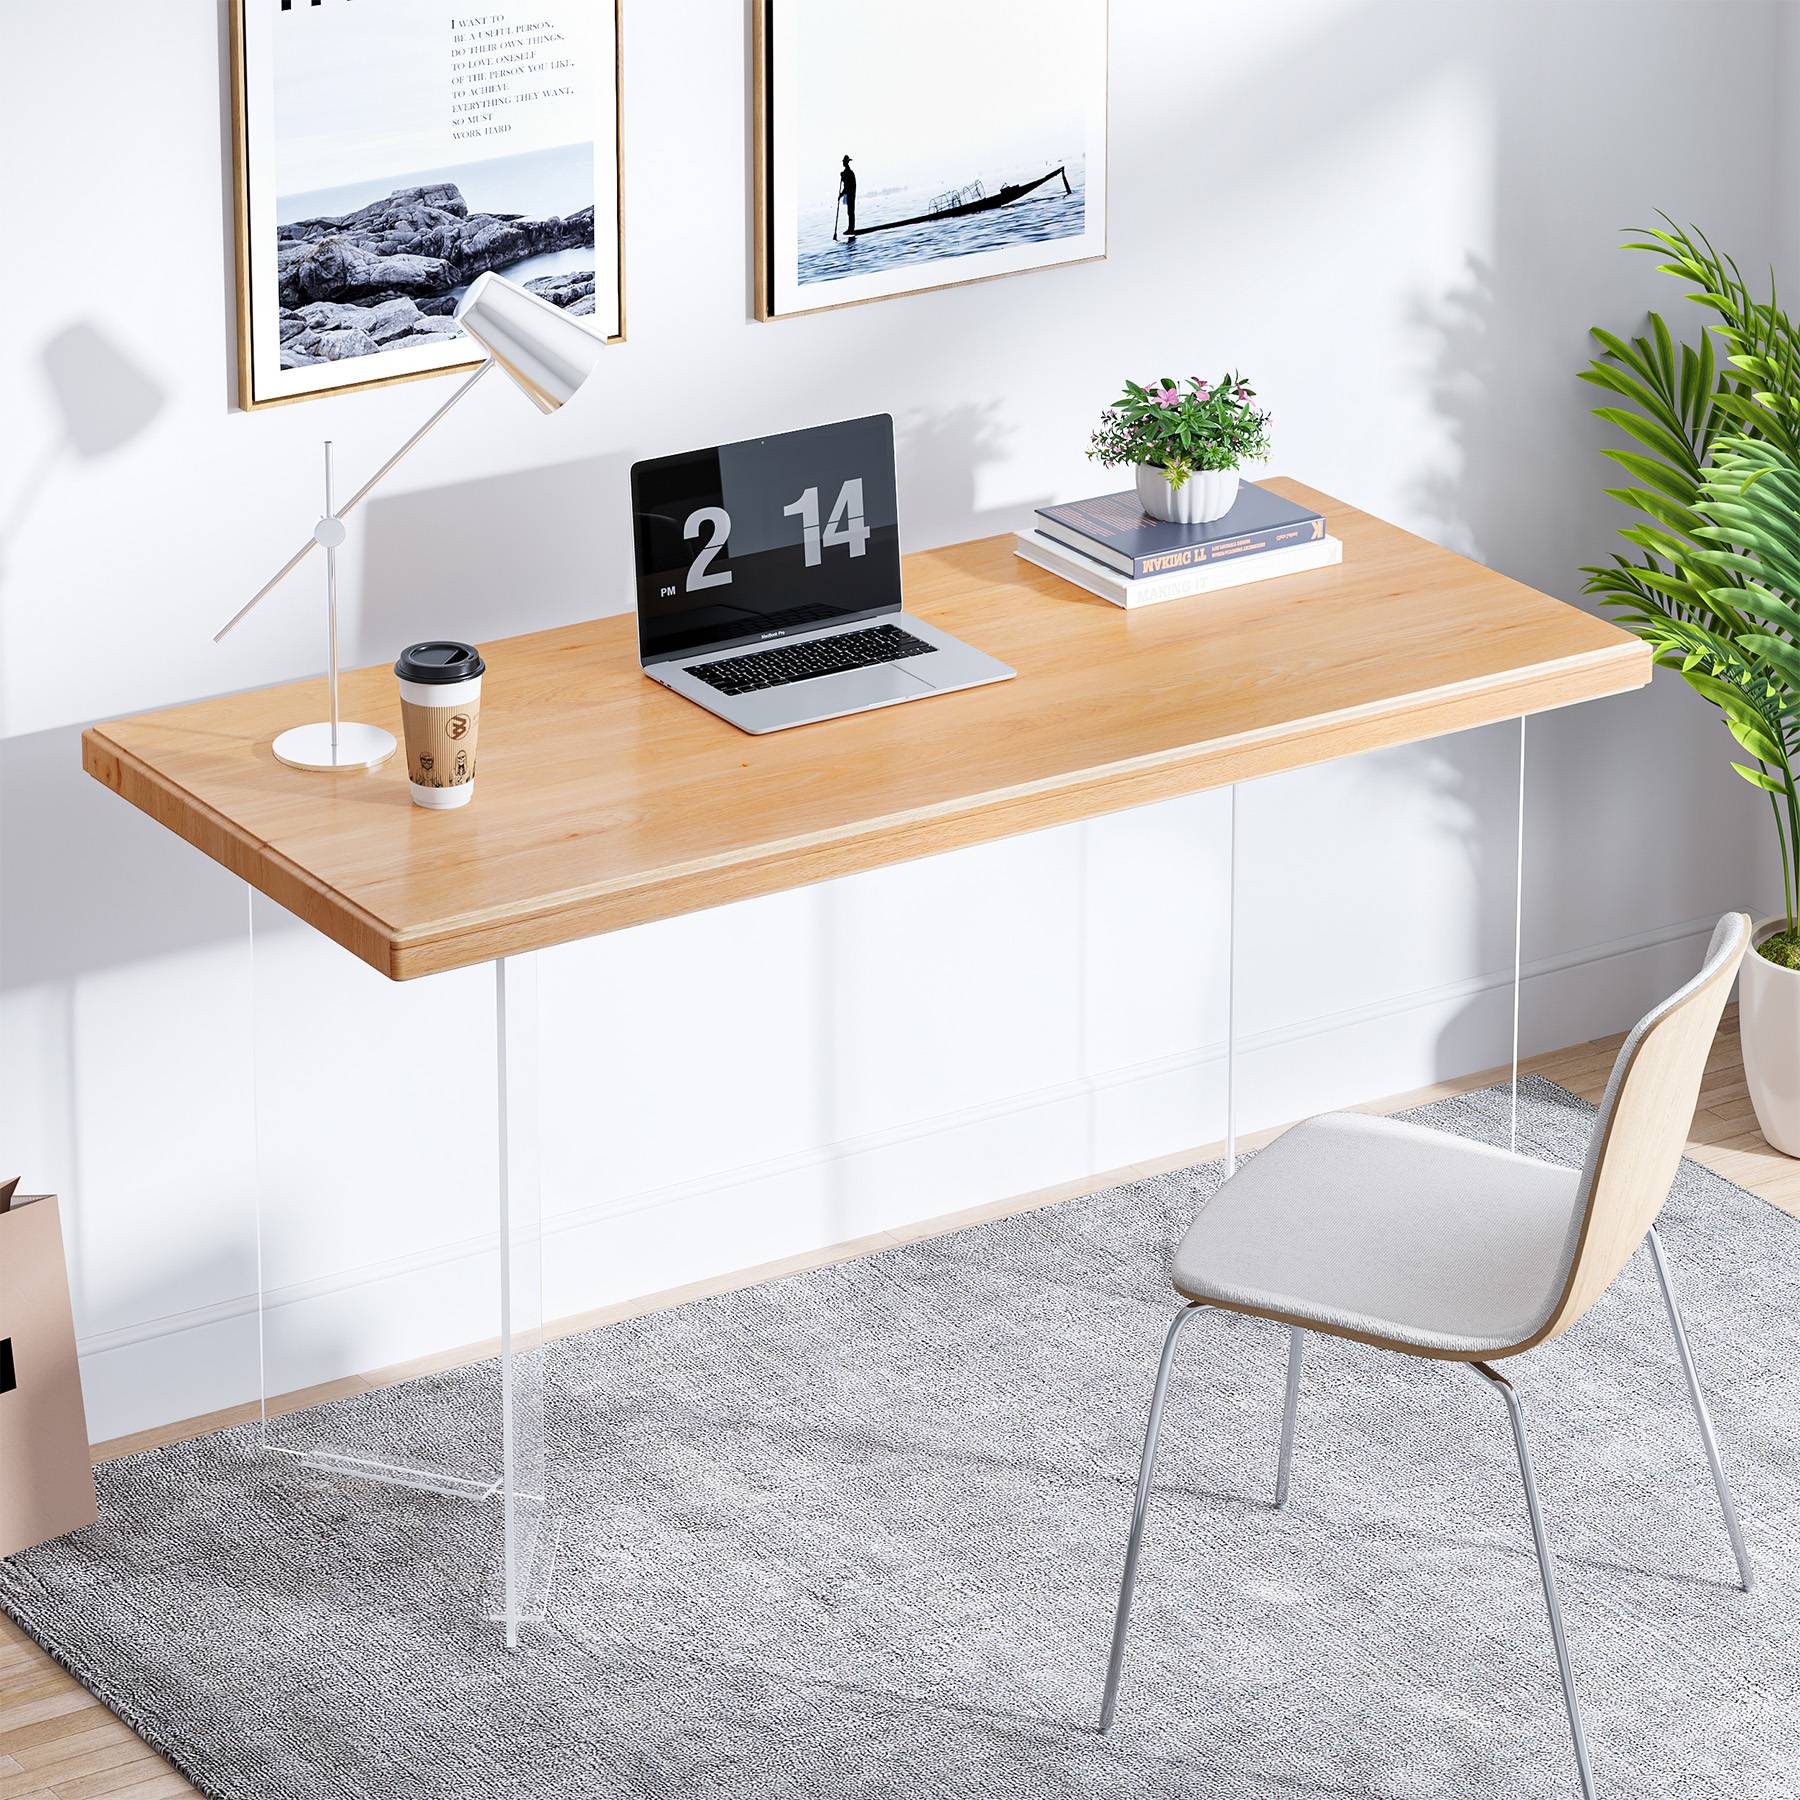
[631,414,1014,734]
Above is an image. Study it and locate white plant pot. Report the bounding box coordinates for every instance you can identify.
[1739,915,1800,1156]
[1135,463,1239,525]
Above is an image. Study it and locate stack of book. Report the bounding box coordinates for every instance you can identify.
[1015,481,1343,608]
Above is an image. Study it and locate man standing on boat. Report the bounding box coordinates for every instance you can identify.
[837,155,857,236]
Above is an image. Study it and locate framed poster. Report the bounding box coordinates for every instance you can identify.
[231,0,623,410]
[753,0,1106,322]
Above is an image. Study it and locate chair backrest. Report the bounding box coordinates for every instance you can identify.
[1534,912,1749,1345]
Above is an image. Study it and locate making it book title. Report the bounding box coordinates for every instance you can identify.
[1138,521,1323,573]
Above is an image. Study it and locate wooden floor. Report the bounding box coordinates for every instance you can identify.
[2,1008,1791,1799]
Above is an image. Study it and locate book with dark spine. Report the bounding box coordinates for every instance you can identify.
[1036,482,1326,579]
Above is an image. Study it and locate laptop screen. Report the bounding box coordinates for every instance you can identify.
[632,414,901,664]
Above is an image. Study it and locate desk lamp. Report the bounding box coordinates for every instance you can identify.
[214,273,605,771]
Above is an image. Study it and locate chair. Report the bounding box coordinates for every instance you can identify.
[1098,913,1754,1798]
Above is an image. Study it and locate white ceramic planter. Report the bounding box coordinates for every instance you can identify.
[1739,915,1800,1155]
[1136,463,1239,525]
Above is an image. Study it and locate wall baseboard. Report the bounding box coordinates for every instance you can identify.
[76,912,1720,1440]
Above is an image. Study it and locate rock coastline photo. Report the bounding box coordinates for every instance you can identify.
[276,175,598,370]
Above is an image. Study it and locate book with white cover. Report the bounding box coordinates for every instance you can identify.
[1013,528,1342,608]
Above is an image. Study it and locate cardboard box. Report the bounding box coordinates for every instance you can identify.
[0,1185,98,1556]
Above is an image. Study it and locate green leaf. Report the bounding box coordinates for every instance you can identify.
[1651,311,1678,389]
[1582,362,1688,437]
[1724,712,1786,765]
[1732,762,1790,794]
[1680,339,1703,424]
[1737,586,1800,640]
[1592,406,1702,473]
[1598,447,1701,505]
[1601,484,1705,538]
[1590,326,1661,384]
[1742,631,1800,687]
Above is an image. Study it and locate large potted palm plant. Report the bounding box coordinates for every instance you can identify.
[1584,221,1800,1152]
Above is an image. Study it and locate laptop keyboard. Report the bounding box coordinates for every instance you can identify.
[688,624,937,697]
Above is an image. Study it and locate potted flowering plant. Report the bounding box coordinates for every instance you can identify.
[1088,372,1272,524]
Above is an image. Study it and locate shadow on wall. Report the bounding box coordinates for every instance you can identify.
[1403,7,1780,1085]
[1,324,166,730]
[0,723,244,995]
[894,400,1046,547]
[1409,249,1616,598]
[354,454,636,661]
[1406,252,1555,1079]
[0,324,165,571]
[1197,3,1776,1125]
[1,326,189,989]
[1,723,246,1385]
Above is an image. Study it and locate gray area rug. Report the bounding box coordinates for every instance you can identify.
[5,1076,1798,1799]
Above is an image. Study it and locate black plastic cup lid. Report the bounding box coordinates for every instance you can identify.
[395,641,485,684]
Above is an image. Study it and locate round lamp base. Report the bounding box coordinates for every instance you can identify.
[272,722,398,772]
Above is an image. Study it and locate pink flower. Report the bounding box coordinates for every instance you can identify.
[1153,384,1182,408]
[1235,385,1252,402]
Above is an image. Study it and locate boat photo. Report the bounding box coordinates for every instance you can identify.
[764,0,1107,316]
[844,165,1072,238]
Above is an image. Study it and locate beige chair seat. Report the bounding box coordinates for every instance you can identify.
[1172,1111,1583,1357]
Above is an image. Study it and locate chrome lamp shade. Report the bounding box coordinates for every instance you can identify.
[455,273,605,413]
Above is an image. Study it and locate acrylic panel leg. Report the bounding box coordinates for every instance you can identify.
[1511,714,1526,1152]
[1225,783,1239,1178]
[491,951,557,1644]
[248,887,528,1503]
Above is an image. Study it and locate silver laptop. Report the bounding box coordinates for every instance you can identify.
[632,414,1013,733]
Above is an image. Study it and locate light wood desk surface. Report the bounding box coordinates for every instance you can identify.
[83,480,1650,980]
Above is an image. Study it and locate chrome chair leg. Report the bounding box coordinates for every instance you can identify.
[1274,1327,1304,1509]
[1472,1362,1597,1800]
[1646,1226,1755,1591]
[1098,1303,1202,1735]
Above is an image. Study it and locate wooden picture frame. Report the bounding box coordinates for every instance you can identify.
[230,0,625,410]
[753,0,1107,322]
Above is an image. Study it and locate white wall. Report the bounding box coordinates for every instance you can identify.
[1,0,1786,1440]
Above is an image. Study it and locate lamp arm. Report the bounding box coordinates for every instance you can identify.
[213,534,319,643]
[213,358,494,643]
[337,357,493,521]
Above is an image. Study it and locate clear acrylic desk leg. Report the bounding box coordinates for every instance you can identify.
[491,951,555,1645]
[248,887,555,1643]
[1511,714,1527,1152]
[1218,714,1529,1169]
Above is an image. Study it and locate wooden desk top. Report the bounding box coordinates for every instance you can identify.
[83,480,1650,980]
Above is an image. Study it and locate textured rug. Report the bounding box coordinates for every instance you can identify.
[4,1076,1798,1799]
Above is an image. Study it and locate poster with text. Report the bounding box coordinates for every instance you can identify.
[756,0,1106,320]
[234,0,621,408]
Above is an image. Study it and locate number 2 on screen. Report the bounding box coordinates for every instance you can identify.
[784,478,870,568]
[682,505,733,591]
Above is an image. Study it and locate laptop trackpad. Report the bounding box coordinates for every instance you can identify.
[823,664,934,708]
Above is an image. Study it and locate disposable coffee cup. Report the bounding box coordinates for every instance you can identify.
[395,641,485,809]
